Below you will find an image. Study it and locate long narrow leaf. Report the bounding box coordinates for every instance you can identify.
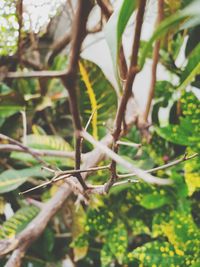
[105,0,136,83]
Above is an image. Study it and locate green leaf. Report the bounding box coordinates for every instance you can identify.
[139,0,200,68]
[178,62,200,91]
[107,222,127,264]
[172,172,188,198]
[25,134,73,151]
[153,210,200,259]
[156,118,193,146]
[101,221,128,266]
[0,105,23,118]
[129,219,150,236]
[10,134,74,167]
[182,42,200,84]
[0,206,39,239]
[131,241,185,266]
[101,243,114,267]
[0,83,12,95]
[184,156,200,196]
[154,81,175,100]
[140,192,172,210]
[0,167,50,193]
[105,0,136,82]
[79,59,117,139]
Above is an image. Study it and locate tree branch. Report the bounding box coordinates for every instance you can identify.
[5,69,68,79]
[0,134,49,167]
[109,0,147,189]
[113,0,147,141]
[19,165,110,195]
[0,144,76,159]
[61,0,94,190]
[118,153,198,178]
[143,0,164,121]
[96,0,113,20]
[16,0,23,66]
[81,130,172,185]
[116,140,141,148]
[0,87,139,262]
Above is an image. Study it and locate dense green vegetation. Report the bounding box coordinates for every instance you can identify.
[0,0,199,266]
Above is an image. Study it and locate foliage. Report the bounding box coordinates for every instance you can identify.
[0,0,200,266]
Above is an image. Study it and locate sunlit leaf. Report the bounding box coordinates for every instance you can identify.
[79,59,117,139]
[0,206,39,239]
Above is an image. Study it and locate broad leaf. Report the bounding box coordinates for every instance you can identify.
[101,221,128,266]
[11,134,74,167]
[131,241,186,266]
[0,205,39,239]
[79,59,117,139]
[25,134,72,151]
[184,156,200,195]
[140,192,172,210]
[71,206,88,262]
[181,42,200,82]
[0,105,23,118]
[0,167,50,193]
[140,0,200,68]
[156,118,193,146]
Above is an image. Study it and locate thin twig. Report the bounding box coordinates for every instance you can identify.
[84,108,97,132]
[0,134,49,167]
[19,165,110,195]
[61,0,94,191]
[112,178,139,187]
[56,165,110,176]
[0,98,155,262]
[118,153,198,178]
[20,109,27,146]
[81,130,172,185]
[96,0,113,20]
[16,0,23,66]
[109,0,147,189]
[116,140,141,148]
[0,144,76,159]
[5,69,68,79]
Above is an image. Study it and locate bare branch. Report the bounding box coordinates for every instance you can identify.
[19,165,110,195]
[5,69,68,79]
[46,25,102,66]
[143,0,164,121]
[109,0,147,188]
[61,0,94,190]
[20,109,27,146]
[16,0,23,65]
[0,97,154,262]
[46,33,71,65]
[0,134,49,167]
[118,153,199,178]
[0,144,76,159]
[116,140,141,148]
[113,0,147,141]
[81,130,172,185]
[96,0,113,20]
